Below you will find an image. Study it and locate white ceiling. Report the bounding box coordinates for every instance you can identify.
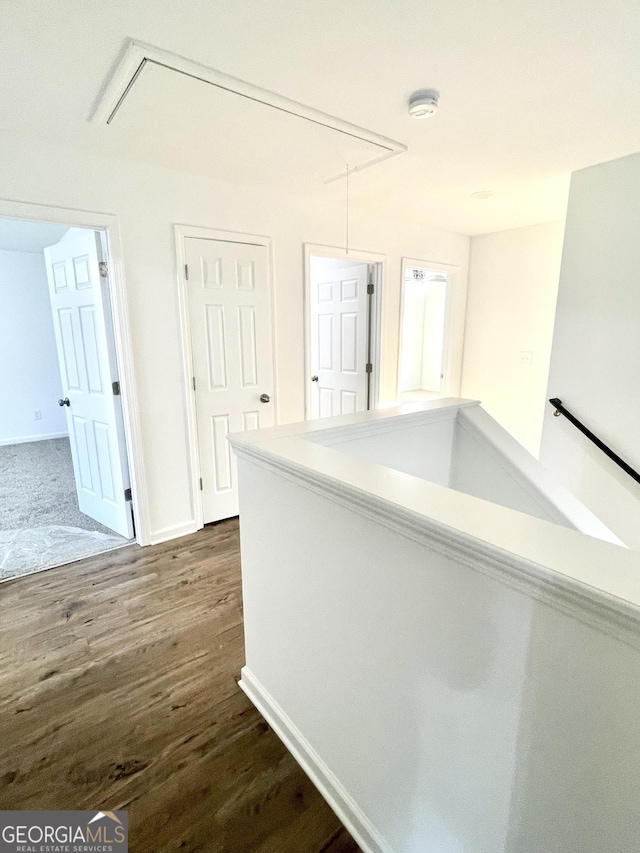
[98,60,389,188]
[0,220,68,253]
[1,0,640,234]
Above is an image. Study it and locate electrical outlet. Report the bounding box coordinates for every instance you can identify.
[519,351,533,367]
[34,410,42,421]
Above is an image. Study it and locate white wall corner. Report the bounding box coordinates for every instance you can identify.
[239,667,394,853]
[148,520,199,546]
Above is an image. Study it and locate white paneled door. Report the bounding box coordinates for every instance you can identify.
[44,231,133,538]
[310,263,370,418]
[185,237,275,523]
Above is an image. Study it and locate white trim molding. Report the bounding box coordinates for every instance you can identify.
[0,197,151,545]
[149,520,199,546]
[174,224,278,531]
[239,667,393,853]
[234,397,640,853]
[0,432,69,447]
[303,399,475,446]
[230,399,640,651]
[91,40,407,183]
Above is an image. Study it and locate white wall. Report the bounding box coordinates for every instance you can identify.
[461,222,564,456]
[399,277,447,392]
[309,257,364,274]
[236,452,640,853]
[0,248,67,444]
[540,153,640,549]
[0,130,469,541]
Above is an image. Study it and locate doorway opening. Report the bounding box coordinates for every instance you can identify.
[305,244,383,419]
[175,225,276,530]
[0,216,137,582]
[396,258,456,403]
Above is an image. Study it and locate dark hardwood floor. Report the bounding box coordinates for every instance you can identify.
[0,520,360,853]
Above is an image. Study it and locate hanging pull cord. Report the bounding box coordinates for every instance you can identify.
[345,163,350,255]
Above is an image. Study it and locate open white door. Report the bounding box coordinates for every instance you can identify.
[310,262,370,418]
[185,236,275,523]
[44,231,133,538]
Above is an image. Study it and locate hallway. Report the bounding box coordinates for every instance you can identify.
[0,519,359,852]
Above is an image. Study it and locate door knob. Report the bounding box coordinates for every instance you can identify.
[58,397,70,407]
[311,375,319,382]
[260,393,270,403]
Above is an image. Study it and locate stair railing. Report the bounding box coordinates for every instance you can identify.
[549,397,640,485]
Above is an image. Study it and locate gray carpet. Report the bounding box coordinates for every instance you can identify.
[0,437,117,534]
[0,438,130,581]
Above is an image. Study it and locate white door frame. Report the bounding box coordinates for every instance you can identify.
[304,243,384,419]
[0,197,149,544]
[174,224,277,531]
[396,257,462,400]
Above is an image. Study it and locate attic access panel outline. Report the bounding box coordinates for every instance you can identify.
[91,40,408,183]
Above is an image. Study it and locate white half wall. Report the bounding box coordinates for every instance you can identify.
[0,129,469,540]
[234,433,640,853]
[540,152,640,549]
[461,222,564,456]
[0,248,67,444]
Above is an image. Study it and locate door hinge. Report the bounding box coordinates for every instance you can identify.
[184,263,189,280]
[366,363,373,374]
[99,261,108,278]
[192,376,196,391]
[199,477,203,491]
[367,283,374,295]
[112,380,121,396]
[124,487,132,501]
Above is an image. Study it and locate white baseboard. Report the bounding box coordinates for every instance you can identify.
[0,432,68,447]
[239,667,393,853]
[148,520,199,545]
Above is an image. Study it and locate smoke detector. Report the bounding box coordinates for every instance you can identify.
[408,90,439,118]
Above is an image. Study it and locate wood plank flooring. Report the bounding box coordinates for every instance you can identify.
[0,520,360,853]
